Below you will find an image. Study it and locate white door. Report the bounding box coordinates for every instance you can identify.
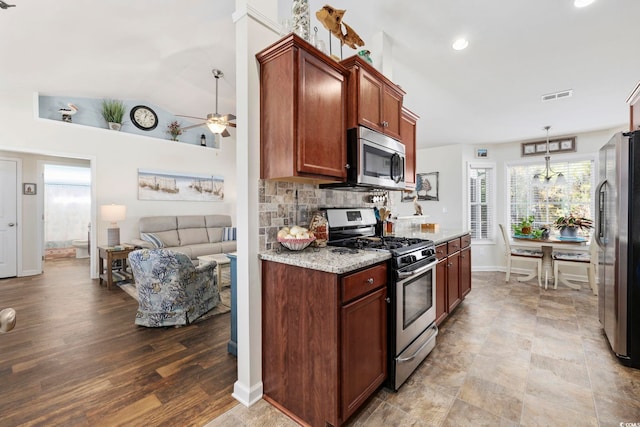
[0,160,18,278]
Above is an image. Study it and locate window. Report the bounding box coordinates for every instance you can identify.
[468,163,495,241]
[507,157,594,231]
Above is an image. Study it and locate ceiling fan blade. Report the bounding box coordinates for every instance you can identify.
[182,122,207,130]
[226,122,236,128]
[222,113,236,121]
[221,128,231,138]
[176,114,208,121]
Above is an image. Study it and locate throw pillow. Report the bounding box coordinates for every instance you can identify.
[140,232,165,248]
[222,227,237,241]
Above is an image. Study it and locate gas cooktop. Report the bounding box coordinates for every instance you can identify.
[329,236,434,256]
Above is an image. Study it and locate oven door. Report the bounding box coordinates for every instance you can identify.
[395,258,437,353]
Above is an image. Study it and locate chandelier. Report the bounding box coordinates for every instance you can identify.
[533,125,566,186]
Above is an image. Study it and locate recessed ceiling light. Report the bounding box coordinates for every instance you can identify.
[574,0,595,8]
[452,38,469,51]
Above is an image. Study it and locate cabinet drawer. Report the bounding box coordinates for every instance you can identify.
[342,263,387,303]
[447,238,461,255]
[461,234,471,249]
[435,243,448,260]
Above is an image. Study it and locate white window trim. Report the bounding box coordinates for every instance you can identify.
[504,152,597,230]
[467,161,496,244]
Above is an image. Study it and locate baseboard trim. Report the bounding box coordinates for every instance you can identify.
[232,380,263,407]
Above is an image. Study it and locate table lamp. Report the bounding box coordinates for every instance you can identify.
[101,204,126,247]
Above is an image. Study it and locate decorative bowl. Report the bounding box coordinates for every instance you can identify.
[278,236,316,251]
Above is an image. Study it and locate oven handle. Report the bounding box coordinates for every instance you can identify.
[397,326,438,363]
[397,260,437,279]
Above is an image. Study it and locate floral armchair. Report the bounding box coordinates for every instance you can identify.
[128,248,220,327]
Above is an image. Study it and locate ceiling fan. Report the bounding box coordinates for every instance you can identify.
[178,69,236,137]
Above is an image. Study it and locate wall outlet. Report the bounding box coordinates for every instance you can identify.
[442,207,448,213]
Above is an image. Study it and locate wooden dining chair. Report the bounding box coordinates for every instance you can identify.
[552,235,597,294]
[498,224,543,287]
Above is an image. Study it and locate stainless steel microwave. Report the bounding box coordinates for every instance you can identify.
[321,126,406,191]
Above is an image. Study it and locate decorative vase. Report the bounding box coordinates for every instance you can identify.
[108,122,121,131]
[560,226,578,238]
[291,0,310,41]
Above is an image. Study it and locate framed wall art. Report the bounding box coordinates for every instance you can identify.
[521,136,576,157]
[138,169,224,201]
[23,183,37,195]
[475,148,488,158]
[402,172,439,202]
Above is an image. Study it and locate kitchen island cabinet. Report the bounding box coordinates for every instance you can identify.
[341,55,405,141]
[262,260,387,427]
[256,34,347,183]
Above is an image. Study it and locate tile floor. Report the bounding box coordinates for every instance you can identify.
[206,272,640,427]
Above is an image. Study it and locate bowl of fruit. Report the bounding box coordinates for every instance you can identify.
[277,226,316,251]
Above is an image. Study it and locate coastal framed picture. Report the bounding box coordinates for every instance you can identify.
[402,172,439,202]
[138,169,224,201]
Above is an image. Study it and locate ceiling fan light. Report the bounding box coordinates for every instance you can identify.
[574,0,595,8]
[207,122,227,134]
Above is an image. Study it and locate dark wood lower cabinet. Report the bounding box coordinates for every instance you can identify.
[262,260,387,427]
[435,233,472,326]
[460,246,472,297]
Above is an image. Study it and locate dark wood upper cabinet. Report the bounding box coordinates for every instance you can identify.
[256,34,347,182]
[400,107,418,189]
[341,55,405,141]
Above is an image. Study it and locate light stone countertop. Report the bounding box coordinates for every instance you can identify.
[393,228,471,245]
[259,246,391,274]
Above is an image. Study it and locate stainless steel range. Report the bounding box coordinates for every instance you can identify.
[325,208,438,390]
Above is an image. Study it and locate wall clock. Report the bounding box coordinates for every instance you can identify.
[130,105,158,131]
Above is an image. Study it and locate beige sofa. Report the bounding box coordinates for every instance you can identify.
[130,215,236,262]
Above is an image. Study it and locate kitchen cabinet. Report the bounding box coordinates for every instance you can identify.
[400,107,418,189]
[341,55,405,141]
[256,34,347,182]
[262,260,387,427]
[434,233,472,326]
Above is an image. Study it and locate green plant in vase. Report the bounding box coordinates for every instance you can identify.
[101,99,126,131]
[513,215,535,235]
[554,214,593,237]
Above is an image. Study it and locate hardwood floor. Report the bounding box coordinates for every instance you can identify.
[0,258,238,427]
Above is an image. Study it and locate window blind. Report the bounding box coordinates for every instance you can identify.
[507,159,594,231]
[468,165,495,241]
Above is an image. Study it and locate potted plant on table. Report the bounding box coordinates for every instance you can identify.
[554,214,593,237]
[101,99,126,131]
[513,215,535,235]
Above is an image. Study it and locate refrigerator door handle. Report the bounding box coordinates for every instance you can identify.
[595,179,607,248]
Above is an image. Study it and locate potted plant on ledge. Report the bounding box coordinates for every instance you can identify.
[554,214,593,238]
[101,99,126,131]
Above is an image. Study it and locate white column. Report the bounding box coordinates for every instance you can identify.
[231,0,279,407]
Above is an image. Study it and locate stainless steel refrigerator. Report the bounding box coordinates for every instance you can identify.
[596,130,640,369]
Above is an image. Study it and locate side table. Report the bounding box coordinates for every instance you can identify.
[98,245,135,290]
[197,254,231,292]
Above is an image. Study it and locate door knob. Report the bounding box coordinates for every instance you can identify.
[8,223,15,227]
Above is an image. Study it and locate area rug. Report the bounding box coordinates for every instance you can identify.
[119,268,231,322]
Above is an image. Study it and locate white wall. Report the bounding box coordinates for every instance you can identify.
[399,126,627,271]
[0,92,237,277]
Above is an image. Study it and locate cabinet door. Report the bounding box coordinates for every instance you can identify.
[400,108,418,188]
[357,67,384,133]
[447,252,461,312]
[297,50,347,178]
[341,286,387,420]
[382,85,403,140]
[460,246,471,297]
[435,258,448,325]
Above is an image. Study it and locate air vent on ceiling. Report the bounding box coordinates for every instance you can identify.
[541,89,573,102]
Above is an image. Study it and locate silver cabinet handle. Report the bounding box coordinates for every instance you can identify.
[367,278,374,284]
[8,223,15,227]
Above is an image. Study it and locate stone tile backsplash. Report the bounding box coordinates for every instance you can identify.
[258,180,394,251]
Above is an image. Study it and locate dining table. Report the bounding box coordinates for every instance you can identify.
[511,234,589,289]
